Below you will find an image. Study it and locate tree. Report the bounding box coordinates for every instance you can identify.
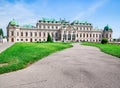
[47,33,53,42]
[101,38,108,44]
[0,28,4,36]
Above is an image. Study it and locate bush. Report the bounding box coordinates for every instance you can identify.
[101,38,108,44]
[47,33,53,42]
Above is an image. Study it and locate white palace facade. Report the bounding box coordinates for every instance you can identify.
[7,18,113,42]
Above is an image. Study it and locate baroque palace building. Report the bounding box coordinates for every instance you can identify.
[7,18,113,42]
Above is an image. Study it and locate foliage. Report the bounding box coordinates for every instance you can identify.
[47,33,53,42]
[0,42,72,74]
[82,42,120,58]
[0,28,4,36]
[113,38,117,42]
[101,38,108,44]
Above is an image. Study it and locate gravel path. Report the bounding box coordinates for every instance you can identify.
[0,42,14,53]
[0,43,120,88]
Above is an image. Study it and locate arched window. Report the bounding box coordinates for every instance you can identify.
[99,34,101,38]
[68,34,71,40]
[83,33,85,37]
[55,32,58,37]
[72,34,75,40]
[63,34,66,40]
[110,34,111,38]
[87,34,88,38]
[90,34,92,37]
[30,38,32,42]
[52,33,54,37]
[80,34,82,37]
[11,38,14,42]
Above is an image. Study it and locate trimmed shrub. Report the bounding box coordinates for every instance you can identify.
[47,33,53,42]
[101,38,108,44]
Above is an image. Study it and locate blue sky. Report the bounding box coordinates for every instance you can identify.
[0,0,120,38]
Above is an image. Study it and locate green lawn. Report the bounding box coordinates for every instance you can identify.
[0,42,72,74]
[82,42,120,58]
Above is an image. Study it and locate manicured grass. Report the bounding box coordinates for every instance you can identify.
[0,42,72,74]
[82,42,120,58]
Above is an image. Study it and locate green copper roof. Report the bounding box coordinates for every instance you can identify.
[39,18,57,22]
[60,19,69,24]
[22,24,35,28]
[72,20,79,24]
[71,20,89,25]
[80,21,87,24]
[9,19,19,26]
[104,24,112,31]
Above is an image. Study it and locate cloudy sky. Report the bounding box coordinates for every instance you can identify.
[0,0,119,38]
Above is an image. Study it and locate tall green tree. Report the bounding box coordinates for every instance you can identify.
[0,28,4,36]
[47,33,53,42]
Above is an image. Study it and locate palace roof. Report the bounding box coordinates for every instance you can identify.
[104,25,112,31]
[9,19,19,26]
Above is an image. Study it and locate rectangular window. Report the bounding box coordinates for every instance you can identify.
[26,32,28,36]
[11,31,14,36]
[43,32,46,37]
[96,34,98,38]
[17,32,19,36]
[21,32,23,36]
[35,32,37,36]
[39,32,41,37]
[90,34,92,37]
[99,34,101,38]
[30,32,32,36]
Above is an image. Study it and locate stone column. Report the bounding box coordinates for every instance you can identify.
[61,31,63,41]
[71,33,72,41]
[66,31,68,41]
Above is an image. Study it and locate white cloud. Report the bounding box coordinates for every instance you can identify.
[72,0,109,21]
[0,1,40,35]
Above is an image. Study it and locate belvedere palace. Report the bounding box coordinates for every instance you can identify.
[7,18,112,42]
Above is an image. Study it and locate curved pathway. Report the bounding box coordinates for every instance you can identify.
[0,44,120,88]
[0,42,14,53]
